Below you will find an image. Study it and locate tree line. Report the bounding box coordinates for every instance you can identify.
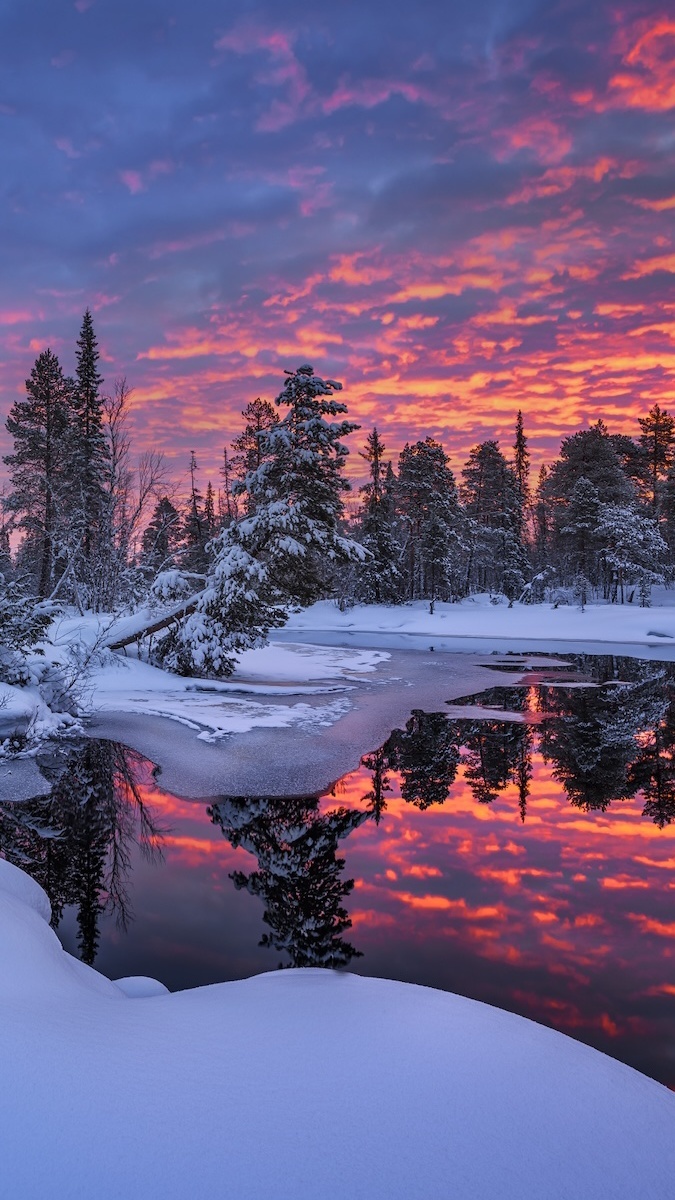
[3,312,675,679]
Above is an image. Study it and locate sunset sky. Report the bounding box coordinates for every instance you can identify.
[0,0,673,490]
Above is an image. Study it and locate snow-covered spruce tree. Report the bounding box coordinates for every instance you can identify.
[396,437,465,606]
[156,523,288,676]
[559,476,602,595]
[4,349,72,598]
[0,575,50,686]
[354,427,401,604]
[237,363,363,606]
[532,465,551,573]
[596,505,668,605]
[460,440,528,599]
[69,310,110,604]
[156,365,363,676]
[513,410,531,517]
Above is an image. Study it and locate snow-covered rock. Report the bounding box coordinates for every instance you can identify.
[1,858,674,1199]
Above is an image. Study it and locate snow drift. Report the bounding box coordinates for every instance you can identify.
[1,858,674,1199]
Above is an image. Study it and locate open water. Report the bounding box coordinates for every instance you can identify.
[3,652,675,1088]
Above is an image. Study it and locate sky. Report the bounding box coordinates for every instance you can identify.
[0,0,673,492]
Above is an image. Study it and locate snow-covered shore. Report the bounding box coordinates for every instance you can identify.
[5,596,675,791]
[282,595,675,656]
[1,856,673,1200]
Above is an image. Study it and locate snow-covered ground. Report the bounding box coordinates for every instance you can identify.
[1,856,673,1200]
[282,594,675,655]
[88,643,387,742]
[5,595,675,755]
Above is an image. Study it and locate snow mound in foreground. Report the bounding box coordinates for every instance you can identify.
[1,859,674,1200]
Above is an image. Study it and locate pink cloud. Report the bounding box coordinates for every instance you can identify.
[119,170,145,195]
[55,137,81,160]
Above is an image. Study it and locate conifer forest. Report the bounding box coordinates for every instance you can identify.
[2,311,675,685]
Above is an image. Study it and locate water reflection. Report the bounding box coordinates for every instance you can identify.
[0,741,165,963]
[1,653,675,1087]
[208,796,366,968]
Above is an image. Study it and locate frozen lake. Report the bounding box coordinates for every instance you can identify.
[2,650,675,1089]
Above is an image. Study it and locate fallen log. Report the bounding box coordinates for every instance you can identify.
[105,592,205,650]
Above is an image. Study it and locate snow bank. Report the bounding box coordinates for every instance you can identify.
[1,859,674,1200]
[31,618,389,743]
[90,653,359,741]
[283,596,675,654]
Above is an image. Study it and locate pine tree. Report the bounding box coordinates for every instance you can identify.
[157,365,363,677]
[4,349,72,597]
[560,476,601,595]
[355,428,401,604]
[397,438,464,606]
[361,746,392,824]
[235,363,363,606]
[204,481,217,540]
[219,447,239,526]
[513,410,531,511]
[462,718,528,806]
[461,440,527,598]
[545,422,633,508]
[0,575,51,685]
[141,496,181,575]
[71,310,109,591]
[384,711,460,809]
[182,451,208,573]
[231,397,279,479]
[532,465,551,572]
[596,504,667,604]
[638,404,675,512]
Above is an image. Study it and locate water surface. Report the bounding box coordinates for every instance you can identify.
[2,652,675,1088]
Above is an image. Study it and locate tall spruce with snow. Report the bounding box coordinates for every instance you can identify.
[596,505,667,604]
[238,364,362,605]
[397,437,464,606]
[4,349,72,598]
[156,365,363,677]
[532,465,551,573]
[560,476,602,592]
[542,422,635,589]
[461,440,528,599]
[71,311,109,599]
[355,427,401,604]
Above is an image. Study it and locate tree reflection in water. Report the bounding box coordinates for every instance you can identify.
[208,795,367,968]
[3,655,675,973]
[0,741,165,963]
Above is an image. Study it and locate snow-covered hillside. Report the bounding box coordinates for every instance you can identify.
[1,857,674,1200]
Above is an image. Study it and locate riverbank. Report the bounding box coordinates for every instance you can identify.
[281,595,675,656]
